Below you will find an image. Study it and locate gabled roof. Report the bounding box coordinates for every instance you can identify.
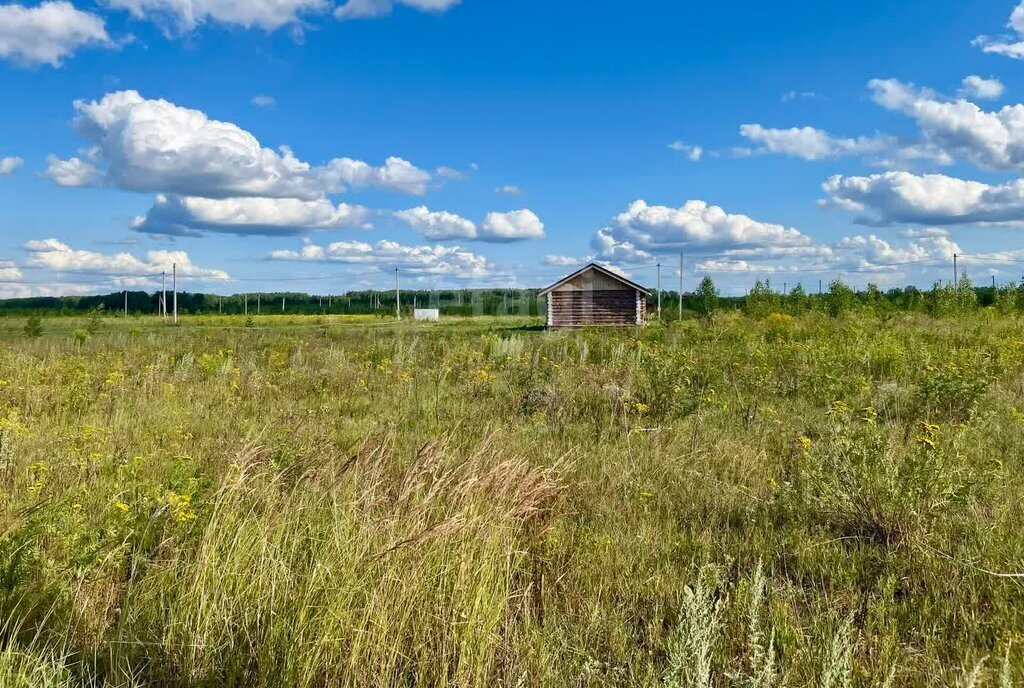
[538,262,652,297]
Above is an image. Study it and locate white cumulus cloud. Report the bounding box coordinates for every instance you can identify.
[321,156,432,195]
[738,124,889,161]
[0,1,110,67]
[0,157,23,176]
[269,238,493,278]
[868,78,1024,170]
[72,90,320,199]
[821,171,1024,226]
[105,0,329,32]
[959,75,1005,100]
[542,255,586,267]
[669,141,703,161]
[480,209,545,242]
[44,155,101,187]
[594,200,812,262]
[335,0,460,20]
[133,194,373,236]
[0,260,23,280]
[65,90,434,201]
[590,227,655,264]
[393,206,477,240]
[23,238,229,281]
[836,233,960,268]
[974,3,1024,59]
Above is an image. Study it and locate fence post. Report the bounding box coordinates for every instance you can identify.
[678,253,683,321]
[172,263,178,324]
[657,262,662,320]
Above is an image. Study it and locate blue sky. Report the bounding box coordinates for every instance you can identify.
[3,0,1024,296]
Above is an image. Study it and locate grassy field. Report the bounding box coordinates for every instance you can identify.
[1,311,1024,686]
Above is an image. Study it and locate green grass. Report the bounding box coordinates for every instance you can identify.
[1,310,1024,685]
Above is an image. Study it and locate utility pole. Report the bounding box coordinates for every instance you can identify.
[124,291,128,317]
[679,253,684,321]
[257,294,261,315]
[818,279,822,295]
[172,262,178,325]
[244,295,248,317]
[953,253,959,289]
[395,268,401,320]
[656,262,662,320]
[993,275,997,290]
[282,296,286,313]
[219,295,222,314]
[161,271,167,319]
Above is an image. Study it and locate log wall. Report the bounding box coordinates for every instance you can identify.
[548,290,640,328]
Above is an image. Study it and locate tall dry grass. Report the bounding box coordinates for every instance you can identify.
[0,312,1022,684]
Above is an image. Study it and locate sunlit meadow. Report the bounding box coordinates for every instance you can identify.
[2,305,1024,686]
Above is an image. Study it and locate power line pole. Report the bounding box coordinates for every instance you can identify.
[244,295,248,317]
[161,271,167,319]
[124,290,128,317]
[282,296,286,312]
[818,279,822,295]
[679,253,684,321]
[993,275,997,290]
[656,262,662,320]
[953,253,959,289]
[395,268,401,320]
[257,294,261,315]
[172,262,178,325]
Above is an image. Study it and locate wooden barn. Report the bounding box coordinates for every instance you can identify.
[538,263,650,329]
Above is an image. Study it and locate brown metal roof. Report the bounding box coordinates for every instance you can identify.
[537,262,652,297]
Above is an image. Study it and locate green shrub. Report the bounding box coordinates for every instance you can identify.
[916,363,989,422]
[23,316,42,338]
[826,279,856,317]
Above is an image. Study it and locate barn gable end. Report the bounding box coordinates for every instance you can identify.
[538,263,650,329]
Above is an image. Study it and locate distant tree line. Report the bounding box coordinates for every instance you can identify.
[0,289,547,317]
[0,274,1016,319]
[675,273,1007,319]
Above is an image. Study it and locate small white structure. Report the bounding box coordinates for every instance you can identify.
[414,308,440,321]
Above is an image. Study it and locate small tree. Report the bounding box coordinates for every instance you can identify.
[785,283,810,315]
[825,279,856,317]
[745,279,781,318]
[995,282,1021,314]
[86,307,104,335]
[926,281,957,316]
[24,315,42,338]
[956,272,977,313]
[863,283,889,316]
[695,276,718,319]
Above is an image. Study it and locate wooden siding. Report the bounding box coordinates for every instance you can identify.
[549,290,640,328]
[549,270,635,292]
